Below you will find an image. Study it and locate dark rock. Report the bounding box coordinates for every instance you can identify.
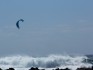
[40,69,45,70]
[0,68,2,70]
[55,68,60,70]
[29,67,35,70]
[64,68,70,70]
[55,68,70,70]
[76,66,93,70]
[60,68,70,70]
[35,67,39,70]
[6,68,15,70]
[29,67,39,70]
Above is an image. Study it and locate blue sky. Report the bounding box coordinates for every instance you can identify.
[0,0,93,56]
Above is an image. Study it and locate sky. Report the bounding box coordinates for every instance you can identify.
[0,0,93,56]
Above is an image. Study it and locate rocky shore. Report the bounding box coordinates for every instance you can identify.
[0,66,93,70]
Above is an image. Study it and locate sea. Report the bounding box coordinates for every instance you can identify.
[0,54,93,70]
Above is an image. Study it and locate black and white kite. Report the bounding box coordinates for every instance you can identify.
[16,19,24,29]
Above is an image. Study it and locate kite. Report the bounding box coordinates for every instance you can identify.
[16,19,24,29]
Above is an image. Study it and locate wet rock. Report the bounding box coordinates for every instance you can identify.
[6,68,15,70]
[29,67,39,70]
[76,66,93,70]
[0,68,2,70]
[55,68,70,70]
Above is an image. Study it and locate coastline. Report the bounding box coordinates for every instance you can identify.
[0,66,93,70]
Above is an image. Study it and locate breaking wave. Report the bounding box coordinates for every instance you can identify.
[0,54,92,69]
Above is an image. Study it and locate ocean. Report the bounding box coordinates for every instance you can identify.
[0,54,92,70]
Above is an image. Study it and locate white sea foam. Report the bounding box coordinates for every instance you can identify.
[0,54,92,70]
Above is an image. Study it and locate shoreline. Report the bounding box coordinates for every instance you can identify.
[0,66,93,70]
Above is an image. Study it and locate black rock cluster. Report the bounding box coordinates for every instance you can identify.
[54,68,70,70]
[0,66,93,70]
[0,68,15,70]
[76,66,93,70]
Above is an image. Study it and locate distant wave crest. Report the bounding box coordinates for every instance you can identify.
[0,55,92,68]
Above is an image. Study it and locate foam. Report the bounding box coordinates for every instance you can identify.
[0,54,92,70]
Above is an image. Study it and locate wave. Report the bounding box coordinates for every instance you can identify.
[0,54,92,69]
